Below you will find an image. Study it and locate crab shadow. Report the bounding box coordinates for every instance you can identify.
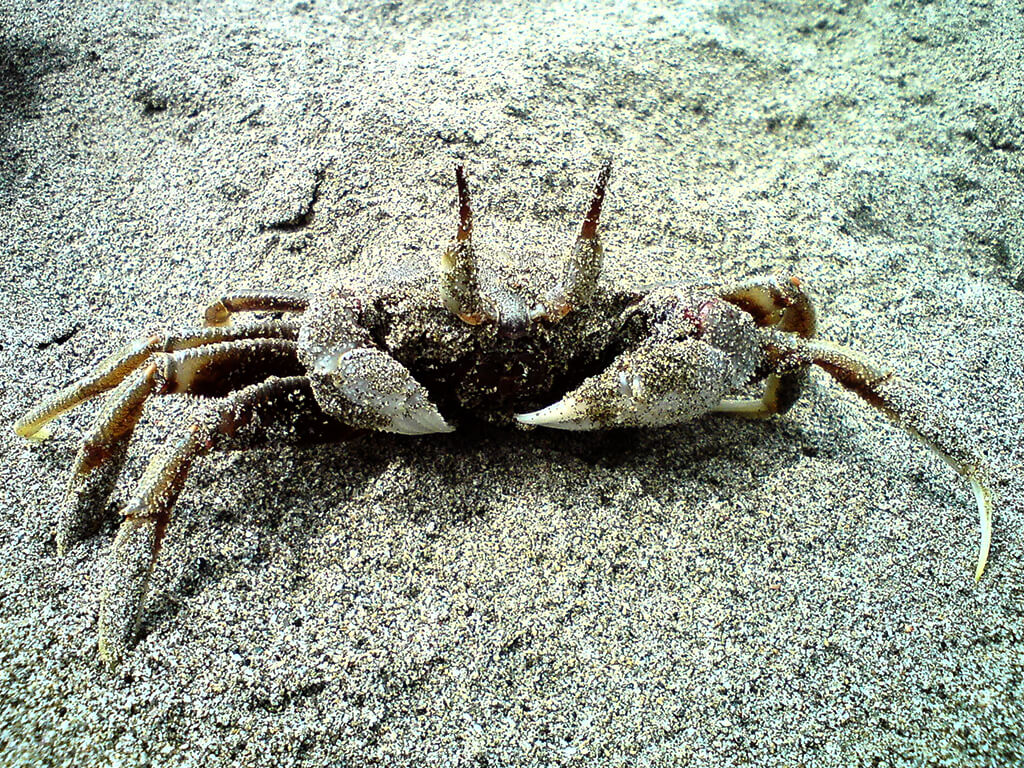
[140,409,840,634]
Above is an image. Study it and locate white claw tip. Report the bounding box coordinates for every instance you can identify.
[516,399,596,430]
[389,408,454,435]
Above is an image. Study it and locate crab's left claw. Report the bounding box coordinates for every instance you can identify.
[518,338,740,430]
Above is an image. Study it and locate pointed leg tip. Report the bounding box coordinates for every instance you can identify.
[97,635,124,668]
[97,588,143,670]
[55,536,71,558]
[974,535,990,581]
[14,422,50,441]
[97,581,137,668]
[969,474,993,581]
[975,534,992,582]
[96,515,157,665]
[55,520,92,557]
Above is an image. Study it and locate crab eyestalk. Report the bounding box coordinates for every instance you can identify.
[439,165,489,325]
[539,160,611,321]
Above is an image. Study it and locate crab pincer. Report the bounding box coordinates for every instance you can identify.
[517,279,993,581]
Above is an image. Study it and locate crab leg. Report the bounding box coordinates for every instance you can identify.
[718,278,817,338]
[539,160,611,321]
[56,366,159,553]
[715,277,818,417]
[203,290,309,327]
[439,165,489,325]
[98,374,353,664]
[771,334,994,580]
[518,310,993,579]
[14,320,298,440]
[713,370,807,419]
[55,337,304,555]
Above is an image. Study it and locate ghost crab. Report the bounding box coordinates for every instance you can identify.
[16,161,993,664]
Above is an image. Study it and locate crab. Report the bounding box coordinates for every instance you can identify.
[16,162,993,664]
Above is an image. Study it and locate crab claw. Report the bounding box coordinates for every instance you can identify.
[308,346,454,435]
[516,398,597,430]
[517,338,743,430]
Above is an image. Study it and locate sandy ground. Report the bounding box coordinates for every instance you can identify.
[2,1,1023,766]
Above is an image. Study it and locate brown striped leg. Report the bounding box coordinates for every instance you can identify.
[98,375,355,664]
[55,337,304,556]
[14,320,298,440]
[769,332,994,581]
[203,290,309,327]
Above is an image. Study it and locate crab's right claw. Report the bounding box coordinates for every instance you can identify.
[518,338,737,430]
[308,346,454,435]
